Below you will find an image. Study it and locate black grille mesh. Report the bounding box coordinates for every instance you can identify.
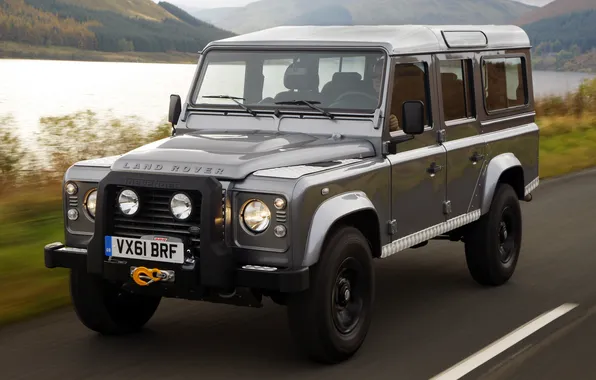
[110,186,203,250]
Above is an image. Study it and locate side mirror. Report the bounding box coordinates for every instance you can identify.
[169,94,182,127]
[402,101,425,135]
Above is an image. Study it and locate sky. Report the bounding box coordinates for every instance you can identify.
[154,0,258,9]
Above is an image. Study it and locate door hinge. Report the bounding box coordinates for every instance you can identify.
[437,129,446,144]
[387,220,397,235]
[382,141,389,155]
[443,200,452,215]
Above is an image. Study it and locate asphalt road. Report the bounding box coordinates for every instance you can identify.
[2,168,596,380]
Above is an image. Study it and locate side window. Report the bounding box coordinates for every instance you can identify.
[482,57,527,112]
[389,62,431,133]
[439,60,475,122]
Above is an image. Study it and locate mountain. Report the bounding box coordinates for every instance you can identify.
[190,0,536,35]
[0,0,234,60]
[516,0,596,25]
[55,0,176,21]
[523,9,596,72]
[190,7,242,25]
[524,9,596,53]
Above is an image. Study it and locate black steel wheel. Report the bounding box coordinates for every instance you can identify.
[464,183,523,286]
[287,226,375,364]
[332,257,366,335]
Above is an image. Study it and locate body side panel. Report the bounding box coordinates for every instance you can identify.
[289,158,391,269]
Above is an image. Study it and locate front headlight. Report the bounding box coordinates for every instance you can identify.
[85,189,97,218]
[241,199,271,233]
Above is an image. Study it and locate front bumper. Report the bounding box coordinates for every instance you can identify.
[44,242,309,295]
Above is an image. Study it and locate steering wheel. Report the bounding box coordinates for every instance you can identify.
[329,91,379,108]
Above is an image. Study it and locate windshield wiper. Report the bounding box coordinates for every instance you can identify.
[202,95,257,117]
[275,100,335,119]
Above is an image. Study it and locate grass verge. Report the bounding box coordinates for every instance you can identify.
[1,79,596,328]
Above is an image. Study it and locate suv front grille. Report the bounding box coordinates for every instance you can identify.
[110,186,204,250]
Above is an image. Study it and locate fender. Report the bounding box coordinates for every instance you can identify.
[302,191,378,267]
[480,152,523,214]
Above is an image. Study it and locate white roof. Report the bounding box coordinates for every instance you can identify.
[205,25,531,54]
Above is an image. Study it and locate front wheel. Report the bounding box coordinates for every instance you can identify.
[286,226,375,364]
[70,269,161,335]
[464,183,522,286]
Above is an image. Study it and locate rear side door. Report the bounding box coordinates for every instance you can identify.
[386,55,448,243]
[435,54,486,218]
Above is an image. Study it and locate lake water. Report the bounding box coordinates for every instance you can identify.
[1,58,594,147]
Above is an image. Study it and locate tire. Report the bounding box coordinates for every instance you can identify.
[70,269,161,335]
[464,183,522,286]
[286,226,375,364]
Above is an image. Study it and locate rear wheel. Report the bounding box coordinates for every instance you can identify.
[70,269,161,335]
[464,183,522,286]
[286,226,375,364]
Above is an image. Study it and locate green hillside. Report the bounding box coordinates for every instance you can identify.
[193,0,536,34]
[523,9,596,72]
[0,0,234,62]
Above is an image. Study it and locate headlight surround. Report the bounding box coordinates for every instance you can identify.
[170,192,192,220]
[241,199,271,233]
[118,189,140,216]
[85,189,98,218]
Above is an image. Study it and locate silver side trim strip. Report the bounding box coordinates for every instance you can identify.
[381,210,482,259]
[525,176,540,196]
[482,123,539,143]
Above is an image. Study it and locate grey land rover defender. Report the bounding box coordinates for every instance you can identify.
[44,25,540,364]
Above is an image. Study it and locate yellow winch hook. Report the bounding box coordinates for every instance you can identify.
[132,266,164,286]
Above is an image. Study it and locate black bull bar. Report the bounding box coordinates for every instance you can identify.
[85,171,234,290]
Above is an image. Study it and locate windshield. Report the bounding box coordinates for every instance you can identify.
[191,49,387,113]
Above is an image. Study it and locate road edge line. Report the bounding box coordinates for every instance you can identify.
[429,303,579,380]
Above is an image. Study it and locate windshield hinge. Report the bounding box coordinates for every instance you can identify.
[373,109,382,129]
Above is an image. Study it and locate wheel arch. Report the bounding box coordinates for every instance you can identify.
[481,153,525,214]
[302,191,381,267]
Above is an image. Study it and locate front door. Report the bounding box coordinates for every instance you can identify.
[385,57,447,246]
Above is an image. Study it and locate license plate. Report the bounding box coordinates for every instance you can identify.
[105,236,185,264]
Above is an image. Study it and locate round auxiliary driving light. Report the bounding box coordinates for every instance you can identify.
[118,189,139,216]
[85,189,97,218]
[241,200,271,233]
[274,225,287,238]
[65,182,78,195]
[273,197,286,210]
[170,193,192,220]
[68,209,79,221]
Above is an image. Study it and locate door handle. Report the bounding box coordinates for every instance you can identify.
[470,152,485,164]
[427,162,443,176]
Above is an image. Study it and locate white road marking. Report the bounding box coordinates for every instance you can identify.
[430,303,579,380]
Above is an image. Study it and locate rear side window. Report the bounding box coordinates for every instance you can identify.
[439,59,475,122]
[482,57,527,112]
